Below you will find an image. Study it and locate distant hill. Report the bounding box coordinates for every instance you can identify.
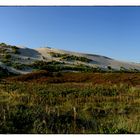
[0,42,140,74]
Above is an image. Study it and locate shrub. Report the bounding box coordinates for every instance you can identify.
[12,63,26,70]
[61,55,92,63]
[11,46,20,54]
[107,66,112,70]
[0,43,7,47]
[49,52,67,57]
[4,54,11,59]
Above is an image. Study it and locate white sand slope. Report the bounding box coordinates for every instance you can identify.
[35,47,140,70]
[18,48,42,59]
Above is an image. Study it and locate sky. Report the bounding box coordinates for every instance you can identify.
[0,6,140,62]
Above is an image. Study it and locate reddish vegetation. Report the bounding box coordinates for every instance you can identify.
[6,70,50,81]
[5,71,140,86]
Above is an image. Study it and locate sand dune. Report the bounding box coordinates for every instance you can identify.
[1,44,140,74]
[35,47,140,70]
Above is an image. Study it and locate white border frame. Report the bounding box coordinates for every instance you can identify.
[0,0,140,6]
[0,1,139,140]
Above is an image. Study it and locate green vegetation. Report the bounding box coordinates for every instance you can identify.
[30,60,140,73]
[107,66,112,70]
[49,52,92,63]
[12,63,27,70]
[0,66,15,78]
[119,66,140,73]
[31,60,63,71]
[4,54,11,59]
[1,54,12,66]
[11,46,20,54]
[61,55,92,63]
[120,66,128,72]
[31,60,103,72]
[49,52,67,57]
[1,59,28,70]
[0,43,20,54]
[0,72,140,133]
[0,42,7,47]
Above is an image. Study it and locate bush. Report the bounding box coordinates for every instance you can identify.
[49,52,67,57]
[0,43,7,47]
[11,46,20,54]
[61,55,92,63]
[12,63,26,70]
[4,54,11,59]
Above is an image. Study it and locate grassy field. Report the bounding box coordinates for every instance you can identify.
[1,71,140,134]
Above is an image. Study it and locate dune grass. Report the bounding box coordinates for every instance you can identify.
[1,72,140,134]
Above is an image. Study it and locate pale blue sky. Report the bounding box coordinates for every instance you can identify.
[0,7,140,62]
